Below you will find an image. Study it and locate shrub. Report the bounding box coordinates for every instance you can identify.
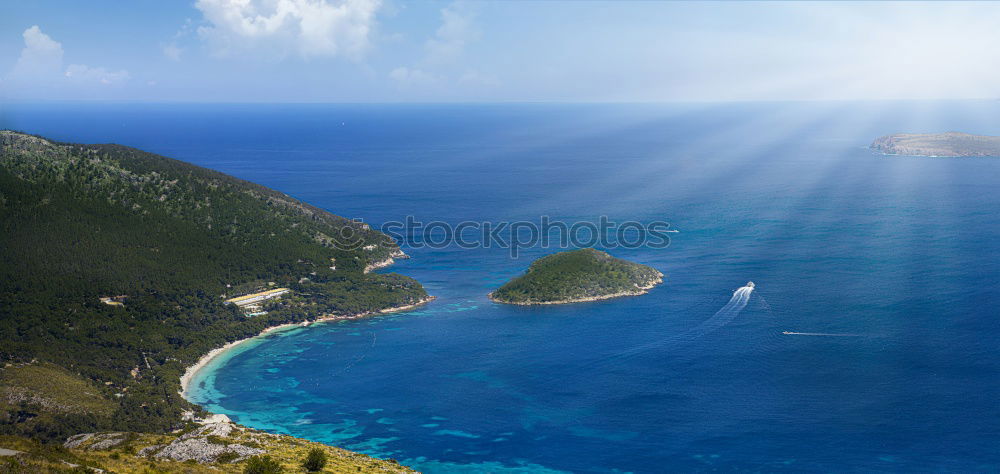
[244,455,283,474]
[301,447,327,472]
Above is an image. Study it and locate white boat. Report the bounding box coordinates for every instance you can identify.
[746,281,755,288]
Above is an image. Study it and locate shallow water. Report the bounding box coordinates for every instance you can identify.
[6,102,1000,472]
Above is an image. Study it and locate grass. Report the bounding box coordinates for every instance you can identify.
[0,363,116,417]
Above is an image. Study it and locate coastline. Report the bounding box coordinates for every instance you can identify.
[869,132,1000,157]
[179,294,435,399]
[870,148,955,158]
[364,249,409,273]
[870,150,988,158]
[489,274,663,306]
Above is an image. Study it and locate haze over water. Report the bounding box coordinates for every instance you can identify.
[6,102,1000,472]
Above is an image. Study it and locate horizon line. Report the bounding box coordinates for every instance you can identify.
[3,97,1000,106]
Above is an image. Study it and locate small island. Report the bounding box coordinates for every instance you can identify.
[490,248,663,305]
[870,132,1000,157]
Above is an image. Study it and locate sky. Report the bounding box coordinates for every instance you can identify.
[2,1,1000,103]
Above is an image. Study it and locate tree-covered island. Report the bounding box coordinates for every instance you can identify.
[490,248,663,305]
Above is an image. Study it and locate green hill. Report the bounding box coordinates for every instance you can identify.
[0,131,428,443]
[490,248,663,305]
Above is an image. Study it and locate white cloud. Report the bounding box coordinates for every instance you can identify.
[389,67,439,86]
[458,70,498,87]
[162,18,194,62]
[163,43,183,61]
[65,64,131,85]
[388,2,483,92]
[4,26,129,91]
[195,0,382,59]
[10,25,64,80]
[425,1,478,65]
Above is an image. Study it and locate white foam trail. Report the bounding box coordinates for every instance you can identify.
[781,331,860,337]
[611,283,755,360]
[685,284,754,338]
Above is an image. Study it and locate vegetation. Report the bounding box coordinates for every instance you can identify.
[490,248,663,305]
[244,455,283,474]
[0,423,415,473]
[0,363,116,418]
[302,447,328,471]
[0,131,427,450]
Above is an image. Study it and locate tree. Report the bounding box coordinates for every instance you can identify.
[244,455,283,474]
[301,447,328,472]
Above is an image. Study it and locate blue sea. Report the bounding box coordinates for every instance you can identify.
[4,102,1000,472]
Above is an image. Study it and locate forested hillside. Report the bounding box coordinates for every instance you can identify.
[0,131,427,442]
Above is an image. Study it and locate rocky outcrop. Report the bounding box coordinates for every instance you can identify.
[47,421,415,472]
[64,433,127,450]
[364,249,409,273]
[182,421,234,439]
[364,257,395,273]
[66,422,264,464]
[148,422,263,463]
[150,436,263,463]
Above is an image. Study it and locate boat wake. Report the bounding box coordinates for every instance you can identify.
[781,331,860,337]
[683,282,754,339]
[609,282,756,360]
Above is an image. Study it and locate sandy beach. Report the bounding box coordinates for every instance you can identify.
[179,295,435,399]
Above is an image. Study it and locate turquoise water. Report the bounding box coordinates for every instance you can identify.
[6,102,1000,472]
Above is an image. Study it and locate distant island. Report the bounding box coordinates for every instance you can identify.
[870,132,1000,157]
[490,248,663,305]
